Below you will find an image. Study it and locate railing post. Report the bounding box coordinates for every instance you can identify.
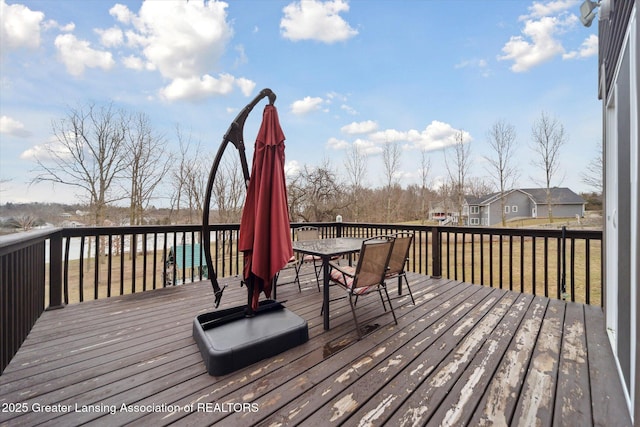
[336,222,343,238]
[561,225,567,300]
[47,230,65,310]
[431,226,442,279]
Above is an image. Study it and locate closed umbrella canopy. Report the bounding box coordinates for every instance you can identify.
[239,104,293,311]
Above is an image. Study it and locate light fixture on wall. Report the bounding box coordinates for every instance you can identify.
[580,0,599,27]
[580,0,613,27]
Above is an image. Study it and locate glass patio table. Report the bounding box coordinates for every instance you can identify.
[291,237,364,330]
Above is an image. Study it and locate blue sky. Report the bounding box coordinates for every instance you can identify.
[1,0,602,207]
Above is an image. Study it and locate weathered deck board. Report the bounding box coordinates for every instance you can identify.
[0,267,632,426]
[512,298,565,426]
[428,292,534,427]
[468,295,548,426]
[554,302,591,426]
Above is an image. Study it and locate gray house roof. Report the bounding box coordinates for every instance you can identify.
[465,187,585,206]
[519,188,585,205]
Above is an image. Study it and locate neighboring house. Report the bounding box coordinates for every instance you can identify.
[428,200,458,224]
[598,0,638,421]
[464,187,586,226]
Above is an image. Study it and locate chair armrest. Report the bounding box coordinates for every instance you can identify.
[329,262,355,278]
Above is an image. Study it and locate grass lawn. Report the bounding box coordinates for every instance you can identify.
[50,226,601,307]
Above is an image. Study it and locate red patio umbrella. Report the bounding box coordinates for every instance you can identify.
[239,104,293,312]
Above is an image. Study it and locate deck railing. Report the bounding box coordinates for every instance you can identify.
[0,221,602,374]
[0,229,51,375]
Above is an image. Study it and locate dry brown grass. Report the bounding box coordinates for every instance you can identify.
[409,234,602,306]
[51,233,601,306]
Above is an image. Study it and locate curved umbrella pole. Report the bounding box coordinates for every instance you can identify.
[202,88,276,309]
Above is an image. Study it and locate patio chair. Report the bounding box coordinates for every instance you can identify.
[274,226,320,294]
[293,226,324,291]
[328,236,397,339]
[274,255,301,297]
[385,232,415,305]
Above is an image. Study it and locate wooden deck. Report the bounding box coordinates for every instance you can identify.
[0,267,631,426]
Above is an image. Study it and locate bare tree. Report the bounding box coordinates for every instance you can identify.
[124,112,172,226]
[581,142,603,193]
[287,160,347,222]
[531,111,566,222]
[485,120,519,226]
[444,130,472,225]
[466,177,495,198]
[419,149,432,223]
[170,126,190,222]
[6,214,40,231]
[32,102,128,225]
[344,144,368,221]
[212,154,245,223]
[169,126,208,224]
[382,141,402,222]
[183,153,210,224]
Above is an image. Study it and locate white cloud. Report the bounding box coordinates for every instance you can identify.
[54,34,115,76]
[95,26,124,48]
[122,55,145,70]
[327,135,389,156]
[109,3,136,25]
[454,58,491,77]
[20,138,72,161]
[340,104,358,115]
[563,34,598,59]
[109,1,255,101]
[235,77,256,96]
[353,138,382,155]
[524,0,578,19]
[327,137,350,150]
[159,74,235,101]
[42,19,74,33]
[158,73,255,101]
[0,115,31,137]
[285,159,301,176]
[0,0,44,51]
[234,44,248,67]
[291,96,324,114]
[369,128,410,143]
[341,120,378,135]
[498,16,568,72]
[122,1,232,80]
[58,22,75,32]
[371,120,472,151]
[500,1,584,73]
[281,0,358,43]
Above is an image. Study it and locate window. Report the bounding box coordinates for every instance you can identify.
[512,206,518,213]
[504,206,510,214]
[470,218,480,225]
[470,206,479,214]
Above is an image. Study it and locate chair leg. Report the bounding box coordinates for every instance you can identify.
[378,289,387,311]
[348,293,363,339]
[403,274,415,305]
[382,285,398,325]
[313,260,322,292]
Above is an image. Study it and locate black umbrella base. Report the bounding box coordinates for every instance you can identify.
[193,300,309,376]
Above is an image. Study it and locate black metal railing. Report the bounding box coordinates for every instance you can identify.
[0,229,49,375]
[0,221,602,374]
